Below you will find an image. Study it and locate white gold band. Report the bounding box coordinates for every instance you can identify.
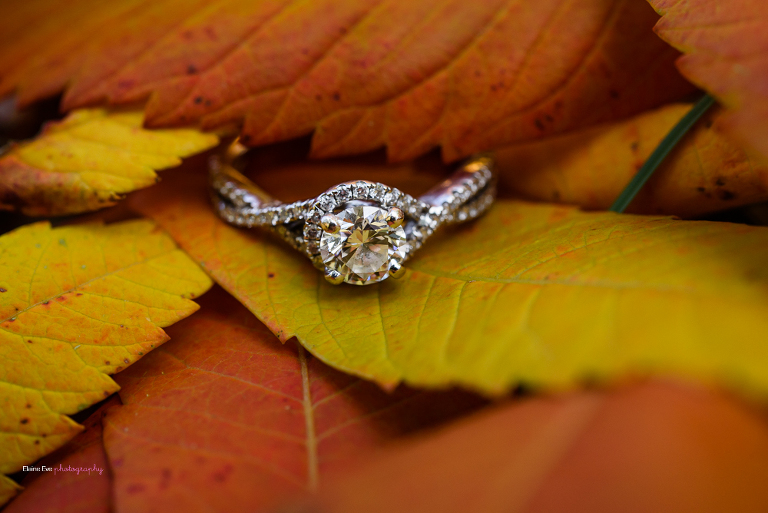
[210,140,496,285]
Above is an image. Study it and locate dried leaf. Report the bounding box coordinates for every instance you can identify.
[0,0,693,161]
[100,288,483,512]
[0,108,218,216]
[132,160,768,397]
[307,381,768,513]
[0,219,212,505]
[497,103,768,216]
[649,0,768,161]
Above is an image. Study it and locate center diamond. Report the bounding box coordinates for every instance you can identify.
[320,205,406,285]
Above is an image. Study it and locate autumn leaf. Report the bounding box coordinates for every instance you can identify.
[308,381,768,513]
[0,0,693,161]
[0,108,218,216]
[497,103,768,217]
[649,0,768,161]
[0,478,22,509]
[3,398,117,513]
[0,219,212,504]
[89,288,480,512]
[131,158,768,396]
[5,0,768,509]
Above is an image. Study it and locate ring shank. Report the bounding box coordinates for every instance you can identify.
[210,139,496,268]
[419,155,494,208]
[211,140,494,224]
[209,140,279,211]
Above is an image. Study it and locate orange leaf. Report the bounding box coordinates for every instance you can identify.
[308,381,768,513]
[3,398,116,513]
[0,108,218,216]
[497,103,768,216]
[649,0,768,161]
[99,287,483,512]
[0,0,693,161]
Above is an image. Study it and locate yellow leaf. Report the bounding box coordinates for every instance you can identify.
[0,219,212,495]
[0,108,218,216]
[134,169,768,397]
[0,477,21,505]
[497,103,768,217]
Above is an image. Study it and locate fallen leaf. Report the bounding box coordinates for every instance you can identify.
[0,219,212,506]
[101,287,484,512]
[649,0,768,161]
[306,380,768,513]
[131,158,768,397]
[0,0,693,161]
[0,108,218,216]
[3,397,117,513]
[497,103,768,216]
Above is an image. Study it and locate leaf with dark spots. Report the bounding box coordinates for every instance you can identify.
[497,103,768,217]
[0,109,217,216]
[3,397,117,513]
[718,190,736,201]
[0,0,692,161]
[0,220,211,503]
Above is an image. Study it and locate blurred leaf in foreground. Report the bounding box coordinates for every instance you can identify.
[101,288,483,512]
[307,381,768,513]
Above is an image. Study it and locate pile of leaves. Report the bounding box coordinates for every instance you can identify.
[2,0,768,511]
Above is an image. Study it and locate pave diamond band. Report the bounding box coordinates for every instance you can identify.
[210,140,496,285]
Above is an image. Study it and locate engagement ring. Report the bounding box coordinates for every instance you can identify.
[210,140,496,285]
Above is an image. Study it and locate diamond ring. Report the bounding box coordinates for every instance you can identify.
[210,140,496,285]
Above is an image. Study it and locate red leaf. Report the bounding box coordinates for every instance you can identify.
[101,287,484,512]
[308,381,768,513]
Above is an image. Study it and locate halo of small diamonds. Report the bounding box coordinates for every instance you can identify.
[303,181,435,269]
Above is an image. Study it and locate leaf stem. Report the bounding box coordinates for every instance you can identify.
[609,94,716,213]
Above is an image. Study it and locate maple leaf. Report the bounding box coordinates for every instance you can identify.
[0,288,483,512]
[132,159,768,396]
[0,0,693,161]
[497,103,768,216]
[0,219,212,504]
[0,108,218,216]
[649,0,768,162]
[308,381,768,513]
